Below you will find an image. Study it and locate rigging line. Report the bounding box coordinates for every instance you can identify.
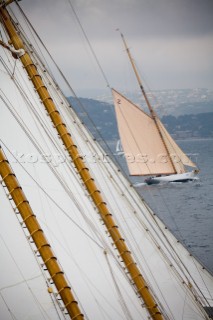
[14,1,125,180]
[64,124,172,318]
[99,177,175,318]
[16,6,73,89]
[92,141,211,316]
[0,137,104,252]
[0,185,67,320]
[79,112,170,290]
[2,9,210,312]
[102,187,174,318]
[0,47,148,290]
[48,293,66,320]
[0,234,52,320]
[14,1,85,94]
[0,274,42,292]
[137,185,189,271]
[45,226,124,319]
[75,107,211,316]
[0,60,110,251]
[0,148,85,320]
[104,251,135,320]
[0,36,97,182]
[1,186,81,320]
[156,187,187,242]
[0,79,113,260]
[9,6,54,78]
[0,57,78,167]
[90,136,209,309]
[14,2,144,222]
[65,0,110,88]
[140,201,213,310]
[36,224,131,320]
[52,77,211,310]
[36,173,110,320]
[8,135,146,318]
[0,119,141,318]
[0,90,108,255]
[0,292,18,320]
[29,216,112,320]
[0,8,195,318]
[11,52,17,76]
[58,89,193,310]
[189,258,213,304]
[0,144,104,254]
[140,198,195,272]
[24,199,126,320]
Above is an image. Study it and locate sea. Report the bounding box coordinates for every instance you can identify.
[108,138,213,274]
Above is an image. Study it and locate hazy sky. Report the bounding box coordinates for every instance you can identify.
[13,0,213,96]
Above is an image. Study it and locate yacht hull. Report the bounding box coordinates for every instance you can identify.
[145,171,199,185]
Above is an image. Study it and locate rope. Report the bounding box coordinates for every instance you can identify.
[65,0,110,88]
[0,135,104,251]
[104,251,135,320]
[0,292,18,320]
[1,6,211,318]
[0,233,51,320]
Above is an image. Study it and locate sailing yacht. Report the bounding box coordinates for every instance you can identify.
[112,33,199,185]
[114,139,124,156]
[0,1,212,320]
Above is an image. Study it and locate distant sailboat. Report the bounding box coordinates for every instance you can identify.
[112,33,199,185]
[114,139,124,155]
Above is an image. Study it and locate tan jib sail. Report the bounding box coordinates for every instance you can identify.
[112,89,196,176]
[156,118,196,174]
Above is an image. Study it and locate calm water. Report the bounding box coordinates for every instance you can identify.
[108,138,213,273]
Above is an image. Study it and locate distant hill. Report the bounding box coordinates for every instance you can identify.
[68,96,213,141]
[170,101,213,117]
[68,96,118,141]
[162,113,213,139]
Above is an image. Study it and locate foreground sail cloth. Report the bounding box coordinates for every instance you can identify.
[112,89,196,176]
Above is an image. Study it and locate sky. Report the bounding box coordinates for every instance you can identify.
[10,0,213,97]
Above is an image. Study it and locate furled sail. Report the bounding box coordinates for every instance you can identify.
[112,89,197,176]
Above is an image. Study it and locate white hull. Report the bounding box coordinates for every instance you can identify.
[145,171,199,185]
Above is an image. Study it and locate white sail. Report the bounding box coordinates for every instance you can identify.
[0,6,212,320]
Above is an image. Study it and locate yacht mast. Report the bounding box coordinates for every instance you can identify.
[0,2,163,319]
[119,32,178,173]
[120,32,156,118]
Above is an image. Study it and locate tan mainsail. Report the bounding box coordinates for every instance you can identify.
[112,89,196,176]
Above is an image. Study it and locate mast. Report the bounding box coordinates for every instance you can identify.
[0,146,84,320]
[119,32,178,173]
[0,3,163,319]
